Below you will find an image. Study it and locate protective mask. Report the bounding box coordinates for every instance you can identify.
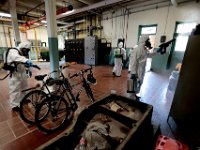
[145,40,152,49]
[21,48,30,57]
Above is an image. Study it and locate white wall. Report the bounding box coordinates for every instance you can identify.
[101,1,200,48]
[58,34,64,49]
[26,27,48,47]
[0,24,67,50]
[0,25,9,47]
[0,25,50,47]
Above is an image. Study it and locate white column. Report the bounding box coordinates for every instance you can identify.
[9,0,21,46]
[45,0,57,38]
[45,0,59,78]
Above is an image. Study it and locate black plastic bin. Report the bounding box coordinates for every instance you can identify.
[37,94,154,150]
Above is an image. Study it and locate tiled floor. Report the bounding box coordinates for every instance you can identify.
[0,62,191,149]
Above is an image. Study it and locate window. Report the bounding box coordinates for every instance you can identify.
[141,26,157,35]
[174,36,189,51]
[174,22,196,52]
[176,23,196,34]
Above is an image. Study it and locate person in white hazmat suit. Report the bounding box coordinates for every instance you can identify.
[5,41,33,111]
[129,35,156,97]
[112,39,126,77]
[128,45,138,73]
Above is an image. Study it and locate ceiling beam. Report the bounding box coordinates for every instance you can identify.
[0,17,26,23]
[24,2,44,15]
[77,0,92,5]
[16,1,43,10]
[56,0,85,8]
[57,0,128,19]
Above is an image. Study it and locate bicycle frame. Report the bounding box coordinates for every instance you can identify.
[73,73,90,102]
[34,66,96,133]
[68,66,95,102]
[54,66,96,111]
[21,69,63,93]
[32,66,95,112]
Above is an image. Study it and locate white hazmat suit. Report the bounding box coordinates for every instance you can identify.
[5,41,32,109]
[128,45,138,72]
[112,41,126,77]
[129,35,156,94]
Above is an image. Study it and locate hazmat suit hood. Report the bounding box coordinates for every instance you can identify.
[138,35,152,49]
[17,41,32,57]
[138,35,149,45]
[17,41,31,50]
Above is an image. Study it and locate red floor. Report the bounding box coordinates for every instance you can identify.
[0,62,176,149]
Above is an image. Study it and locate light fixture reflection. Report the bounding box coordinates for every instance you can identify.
[0,12,11,17]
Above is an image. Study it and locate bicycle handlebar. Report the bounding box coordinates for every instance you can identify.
[0,62,41,80]
[32,64,41,70]
[70,66,92,79]
[9,62,41,70]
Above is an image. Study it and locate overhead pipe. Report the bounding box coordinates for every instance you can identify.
[24,2,45,15]
[27,23,46,30]
[22,5,73,29]
[77,0,92,5]
[23,20,69,30]
[16,1,44,17]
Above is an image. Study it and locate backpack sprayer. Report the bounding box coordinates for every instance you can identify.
[157,39,176,54]
[0,62,40,80]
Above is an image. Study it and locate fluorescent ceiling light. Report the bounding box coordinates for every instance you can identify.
[41,20,47,23]
[0,12,11,18]
[34,23,40,25]
[57,21,68,25]
[75,19,85,24]
[58,19,85,29]
[61,9,75,16]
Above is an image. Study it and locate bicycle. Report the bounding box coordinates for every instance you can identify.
[35,65,97,133]
[19,66,68,125]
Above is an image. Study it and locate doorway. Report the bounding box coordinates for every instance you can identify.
[138,24,157,72]
[167,22,196,70]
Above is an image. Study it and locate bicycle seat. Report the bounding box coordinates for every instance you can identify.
[46,78,64,86]
[46,78,55,86]
[35,74,47,81]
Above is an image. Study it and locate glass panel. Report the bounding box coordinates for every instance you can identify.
[141,27,157,34]
[176,23,196,34]
[174,35,189,51]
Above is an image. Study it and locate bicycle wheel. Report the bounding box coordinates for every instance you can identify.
[19,90,47,124]
[35,95,73,133]
[84,83,95,103]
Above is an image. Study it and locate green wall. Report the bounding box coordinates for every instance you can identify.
[0,47,8,61]
[151,48,169,72]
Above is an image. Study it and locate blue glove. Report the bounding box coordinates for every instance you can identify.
[25,60,33,67]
